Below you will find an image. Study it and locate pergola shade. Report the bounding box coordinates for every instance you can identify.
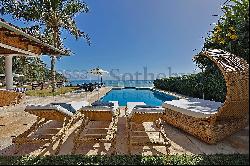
[0,18,69,91]
[0,18,68,56]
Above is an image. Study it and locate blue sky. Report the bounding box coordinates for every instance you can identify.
[2,0,226,80]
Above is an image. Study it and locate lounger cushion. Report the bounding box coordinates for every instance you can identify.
[25,104,74,117]
[81,105,113,111]
[126,102,164,116]
[51,103,76,113]
[25,101,90,118]
[92,101,114,107]
[134,105,161,109]
[68,101,90,111]
[126,102,146,115]
[131,107,165,114]
[109,101,119,109]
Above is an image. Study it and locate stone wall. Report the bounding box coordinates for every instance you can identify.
[0,90,23,107]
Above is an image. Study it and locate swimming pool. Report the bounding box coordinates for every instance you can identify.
[101,88,177,106]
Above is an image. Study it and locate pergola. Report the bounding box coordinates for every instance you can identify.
[0,18,68,90]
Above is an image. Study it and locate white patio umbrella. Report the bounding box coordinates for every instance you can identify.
[88,67,109,99]
[89,67,109,83]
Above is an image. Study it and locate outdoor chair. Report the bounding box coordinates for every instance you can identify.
[31,83,40,90]
[56,81,64,88]
[12,101,89,154]
[126,102,171,155]
[87,83,95,92]
[13,87,27,93]
[72,101,120,154]
[81,84,88,92]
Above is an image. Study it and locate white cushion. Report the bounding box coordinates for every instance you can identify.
[81,106,113,111]
[109,101,119,109]
[131,107,165,114]
[25,104,74,117]
[68,101,90,111]
[163,97,223,118]
[126,102,146,115]
[25,100,90,117]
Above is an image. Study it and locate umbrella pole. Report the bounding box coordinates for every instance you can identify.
[98,75,100,100]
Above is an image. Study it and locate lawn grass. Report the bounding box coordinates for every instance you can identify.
[0,154,248,165]
[25,87,79,97]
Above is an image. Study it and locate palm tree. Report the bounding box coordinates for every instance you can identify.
[0,0,91,92]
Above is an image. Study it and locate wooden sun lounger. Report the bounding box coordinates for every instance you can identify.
[12,101,89,154]
[72,101,120,155]
[126,102,171,155]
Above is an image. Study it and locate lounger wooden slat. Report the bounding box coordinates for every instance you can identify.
[126,102,171,155]
[72,101,119,155]
[12,101,89,154]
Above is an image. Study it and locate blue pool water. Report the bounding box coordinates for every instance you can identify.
[101,88,177,106]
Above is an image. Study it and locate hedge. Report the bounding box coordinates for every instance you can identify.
[0,154,248,165]
[153,72,226,102]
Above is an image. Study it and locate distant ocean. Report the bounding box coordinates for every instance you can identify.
[68,80,154,87]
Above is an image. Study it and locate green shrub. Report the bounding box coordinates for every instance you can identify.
[0,154,248,165]
[153,72,226,102]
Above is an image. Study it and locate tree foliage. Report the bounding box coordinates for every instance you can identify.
[0,0,91,47]
[154,0,249,101]
[0,56,65,84]
[195,0,249,69]
[0,0,91,89]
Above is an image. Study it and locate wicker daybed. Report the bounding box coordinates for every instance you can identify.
[162,49,249,144]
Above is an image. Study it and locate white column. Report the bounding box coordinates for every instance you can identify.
[5,55,13,90]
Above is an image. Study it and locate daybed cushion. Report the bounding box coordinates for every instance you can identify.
[163,98,223,118]
[131,105,165,114]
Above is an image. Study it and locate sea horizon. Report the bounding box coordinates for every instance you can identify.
[68,79,155,87]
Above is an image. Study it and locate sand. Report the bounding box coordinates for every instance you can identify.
[0,87,249,156]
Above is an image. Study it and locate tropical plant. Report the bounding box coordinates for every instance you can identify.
[155,0,249,102]
[0,56,65,85]
[195,0,249,70]
[0,0,91,92]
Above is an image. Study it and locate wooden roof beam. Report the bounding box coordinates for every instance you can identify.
[0,19,69,56]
